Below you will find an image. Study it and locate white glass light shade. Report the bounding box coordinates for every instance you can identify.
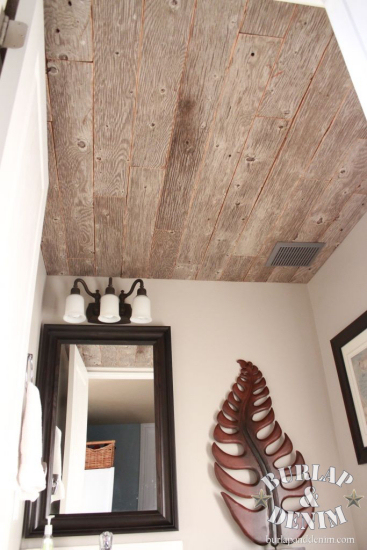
[131,294,152,324]
[63,293,86,324]
[98,293,121,323]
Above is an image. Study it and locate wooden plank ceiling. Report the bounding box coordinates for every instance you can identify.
[42,0,367,283]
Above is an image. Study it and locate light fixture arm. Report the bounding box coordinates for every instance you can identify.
[72,278,101,302]
[122,278,145,300]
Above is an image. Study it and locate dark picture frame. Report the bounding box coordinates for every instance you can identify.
[24,324,178,537]
[331,311,367,465]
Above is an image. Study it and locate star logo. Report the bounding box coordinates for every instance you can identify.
[344,489,364,508]
[252,489,272,509]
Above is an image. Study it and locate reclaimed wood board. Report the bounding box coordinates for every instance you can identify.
[47,60,94,259]
[178,34,281,268]
[172,263,199,280]
[94,196,124,276]
[235,36,354,258]
[122,167,164,278]
[244,177,325,282]
[149,229,181,279]
[291,194,367,283]
[44,0,92,61]
[93,0,143,196]
[305,90,367,180]
[221,256,254,282]
[68,258,95,277]
[267,266,298,283]
[131,0,196,168]
[241,0,295,38]
[244,259,274,282]
[41,123,69,275]
[258,5,333,119]
[197,116,289,280]
[297,140,367,242]
[46,77,52,121]
[155,0,247,231]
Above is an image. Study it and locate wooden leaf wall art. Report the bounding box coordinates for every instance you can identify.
[212,360,313,546]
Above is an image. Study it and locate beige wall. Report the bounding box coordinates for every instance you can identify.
[21,276,358,549]
[308,212,367,545]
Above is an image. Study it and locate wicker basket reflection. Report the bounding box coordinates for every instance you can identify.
[85,440,115,470]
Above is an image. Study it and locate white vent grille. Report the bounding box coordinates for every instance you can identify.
[266,242,325,267]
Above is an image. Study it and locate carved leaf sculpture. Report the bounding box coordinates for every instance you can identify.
[212,360,313,546]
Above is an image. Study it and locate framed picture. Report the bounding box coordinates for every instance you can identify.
[331,311,367,464]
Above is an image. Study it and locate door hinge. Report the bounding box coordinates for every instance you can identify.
[0,8,27,49]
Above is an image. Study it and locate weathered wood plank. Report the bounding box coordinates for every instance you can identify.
[259,5,332,119]
[220,256,254,282]
[197,117,288,281]
[149,230,181,279]
[244,177,325,282]
[319,194,367,246]
[267,266,298,283]
[155,0,247,231]
[44,0,92,61]
[41,123,68,275]
[291,194,367,283]
[68,258,95,276]
[172,263,199,280]
[178,35,281,269]
[46,76,52,121]
[95,197,124,276]
[131,0,195,168]
[121,168,164,278]
[235,36,353,258]
[93,0,143,196]
[305,91,367,180]
[244,259,273,282]
[241,0,295,38]
[297,140,367,242]
[47,60,94,258]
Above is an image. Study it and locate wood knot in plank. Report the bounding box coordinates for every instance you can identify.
[47,64,58,75]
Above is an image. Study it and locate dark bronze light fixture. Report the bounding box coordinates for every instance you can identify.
[63,277,152,325]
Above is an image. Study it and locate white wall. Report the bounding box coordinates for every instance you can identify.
[308,212,367,545]
[21,276,358,549]
[9,253,47,550]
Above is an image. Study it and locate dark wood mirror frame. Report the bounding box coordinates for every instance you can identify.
[24,324,178,538]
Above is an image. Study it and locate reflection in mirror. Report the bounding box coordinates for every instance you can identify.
[51,344,156,515]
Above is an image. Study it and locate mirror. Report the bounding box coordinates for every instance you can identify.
[24,325,177,537]
[52,344,156,515]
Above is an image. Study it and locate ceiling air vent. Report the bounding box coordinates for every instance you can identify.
[265,242,325,267]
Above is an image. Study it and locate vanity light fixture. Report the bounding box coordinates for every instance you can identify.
[63,277,152,325]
